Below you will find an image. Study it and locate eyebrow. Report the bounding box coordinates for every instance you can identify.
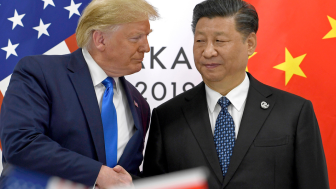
[196,31,227,36]
[133,29,153,36]
[214,32,226,36]
[195,31,205,35]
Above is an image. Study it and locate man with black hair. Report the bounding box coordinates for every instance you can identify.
[143,0,329,188]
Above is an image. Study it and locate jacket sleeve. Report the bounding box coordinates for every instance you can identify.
[295,100,329,189]
[143,108,168,176]
[0,57,102,186]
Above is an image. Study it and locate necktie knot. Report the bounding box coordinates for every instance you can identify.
[218,97,231,109]
[102,77,114,89]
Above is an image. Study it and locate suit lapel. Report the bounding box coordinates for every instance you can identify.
[67,49,106,164]
[222,73,276,188]
[117,77,143,168]
[120,77,142,132]
[182,82,223,183]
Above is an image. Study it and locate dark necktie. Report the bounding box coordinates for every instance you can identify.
[101,77,118,167]
[213,97,235,176]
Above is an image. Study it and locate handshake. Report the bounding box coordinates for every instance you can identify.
[2,166,208,189]
[95,165,133,189]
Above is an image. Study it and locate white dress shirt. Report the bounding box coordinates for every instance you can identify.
[82,48,135,162]
[205,73,250,139]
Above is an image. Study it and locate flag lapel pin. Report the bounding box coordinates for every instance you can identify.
[134,100,138,108]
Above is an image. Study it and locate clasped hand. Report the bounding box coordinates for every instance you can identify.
[95,165,133,189]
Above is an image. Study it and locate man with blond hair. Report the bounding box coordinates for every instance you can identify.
[0,0,158,188]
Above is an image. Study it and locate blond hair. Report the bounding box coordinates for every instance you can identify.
[76,0,159,48]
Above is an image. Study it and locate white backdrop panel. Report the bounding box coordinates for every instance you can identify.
[126,0,204,109]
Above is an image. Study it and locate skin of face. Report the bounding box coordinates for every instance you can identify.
[193,16,256,95]
[92,20,152,77]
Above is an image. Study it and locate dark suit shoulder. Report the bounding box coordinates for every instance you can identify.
[16,49,86,75]
[17,53,71,69]
[249,73,309,106]
[13,54,72,91]
[11,53,74,95]
[269,85,306,101]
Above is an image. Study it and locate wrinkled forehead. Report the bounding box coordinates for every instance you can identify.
[107,20,152,36]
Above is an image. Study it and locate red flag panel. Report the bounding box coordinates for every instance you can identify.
[0,91,3,113]
[65,34,79,53]
[246,0,336,188]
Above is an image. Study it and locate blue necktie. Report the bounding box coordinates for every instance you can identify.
[101,77,118,168]
[214,97,235,176]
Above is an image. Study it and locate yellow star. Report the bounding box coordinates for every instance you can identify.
[323,16,336,39]
[274,48,307,85]
[246,52,257,72]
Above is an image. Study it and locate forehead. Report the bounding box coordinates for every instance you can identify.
[195,16,237,35]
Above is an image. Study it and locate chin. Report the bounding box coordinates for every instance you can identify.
[202,73,226,82]
[127,66,142,76]
[135,64,143,72]
[134,68,142,74]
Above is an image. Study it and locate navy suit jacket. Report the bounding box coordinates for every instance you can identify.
[143,73,329,189]
[0,49,150,186]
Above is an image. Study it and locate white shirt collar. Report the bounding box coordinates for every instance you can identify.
[205,73,250,113]
[82,48,120,90]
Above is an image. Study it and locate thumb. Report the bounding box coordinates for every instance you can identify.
[113,165,124,173]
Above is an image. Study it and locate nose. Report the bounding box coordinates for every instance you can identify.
[203,42,217,58]
[139,36,150,53]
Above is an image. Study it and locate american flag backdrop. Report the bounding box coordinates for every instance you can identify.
[0,0,92,76]
[0,0,91,170]
[0,0,91,94]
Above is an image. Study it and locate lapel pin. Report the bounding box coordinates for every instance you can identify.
[134,100,139,108]
[261,101,269,109]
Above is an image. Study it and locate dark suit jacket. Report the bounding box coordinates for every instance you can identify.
[0,49,150,186]
[143,73,329,189]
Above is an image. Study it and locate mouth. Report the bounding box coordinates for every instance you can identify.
[204,63,220,69]
[133,58,144,62]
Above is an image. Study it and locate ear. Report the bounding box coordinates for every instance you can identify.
[246,32,257,56]
[92,30,106,51]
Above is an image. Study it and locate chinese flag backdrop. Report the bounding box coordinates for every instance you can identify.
[245,0,336,188]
